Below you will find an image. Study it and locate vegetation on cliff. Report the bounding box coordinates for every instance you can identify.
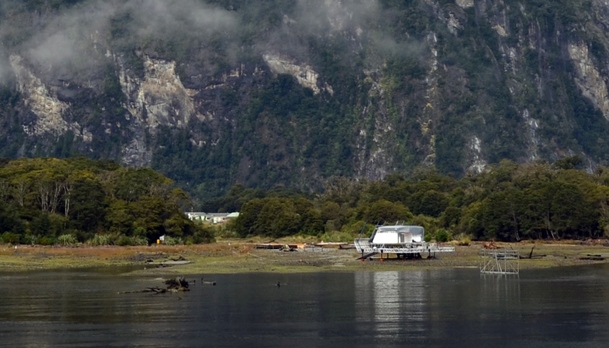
[2,0,609,207]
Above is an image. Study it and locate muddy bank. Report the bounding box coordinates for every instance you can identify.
[1,240,608,274]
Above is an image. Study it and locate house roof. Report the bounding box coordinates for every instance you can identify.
[185,212,240,218]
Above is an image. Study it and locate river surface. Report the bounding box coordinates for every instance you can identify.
[1,264,609,347]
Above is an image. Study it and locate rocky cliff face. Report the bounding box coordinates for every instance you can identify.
[1,0,609,201]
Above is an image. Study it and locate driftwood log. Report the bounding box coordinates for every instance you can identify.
[118,277,191,294]
[165,277,189,290]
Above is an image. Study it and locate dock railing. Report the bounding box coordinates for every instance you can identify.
[354,238,455,255]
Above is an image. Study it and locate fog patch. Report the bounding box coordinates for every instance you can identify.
[122,0,238,41]
[295,0,380,33]
[0,0,426,81]
[0,46,9,83]
[9,0,237,78]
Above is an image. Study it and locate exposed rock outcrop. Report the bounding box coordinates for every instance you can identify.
[263,53,333,95]
[9,55,92,142]
[568,41,609,120]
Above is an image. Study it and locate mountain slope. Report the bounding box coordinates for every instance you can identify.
[1,0,609,203]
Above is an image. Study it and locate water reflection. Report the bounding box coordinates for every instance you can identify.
[480,274,521,305]
[2,266,609,347]
[355,271,427,342]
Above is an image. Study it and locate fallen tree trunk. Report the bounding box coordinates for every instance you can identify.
[118,277,191,294]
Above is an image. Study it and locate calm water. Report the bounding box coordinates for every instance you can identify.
[1,265,609,347]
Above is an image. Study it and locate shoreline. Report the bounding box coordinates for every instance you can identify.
[1,240,609,274]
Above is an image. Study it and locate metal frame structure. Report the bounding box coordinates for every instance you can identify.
[479,249,520,274]
[354,238,455,259]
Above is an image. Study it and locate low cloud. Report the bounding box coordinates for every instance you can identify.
[7,0,237,77]
[260,0,426,68]
[295,0,380,33]
[27,32,83,70]
[123,0,238,41]
[0,0,424,80]
[256,0,383,65]
[0,46,7,81]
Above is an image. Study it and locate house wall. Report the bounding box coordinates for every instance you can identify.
[371,226,424,244]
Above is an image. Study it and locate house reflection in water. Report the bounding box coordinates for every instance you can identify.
[354,271,427,341]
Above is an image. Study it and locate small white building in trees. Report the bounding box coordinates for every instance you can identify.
[185,212,240,224]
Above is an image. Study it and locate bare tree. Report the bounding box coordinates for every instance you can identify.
[62,180,73,217]
[13,179,29,207]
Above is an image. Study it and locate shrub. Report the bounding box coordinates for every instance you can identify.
[57,234,78,246]
[318,231,353,243]
[26,234,38,245]
[163,236,183,246]
[75,230,94,244]
[38,237,55,246]
[115,235,132,246]
[455,234,471,246]
[86,234,112,246]
[212,225,239,239]
[2,232,20,244]
[106,233,146,246]
[130,236,148,246]
[133,227,147,238]
[213,229,239,239]
[340,220,373,237]
[192,225,215,244]
[435,229,451,243]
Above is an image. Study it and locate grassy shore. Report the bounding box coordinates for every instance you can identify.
[1,239,609,275]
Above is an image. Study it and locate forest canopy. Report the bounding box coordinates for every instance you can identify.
[0,157,213,245]
[225,158,609,242]
[3,156,609,245]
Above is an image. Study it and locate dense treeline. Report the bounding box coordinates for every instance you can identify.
[227,158,609,242]
[0,157,213,245]
[4,156,607,245]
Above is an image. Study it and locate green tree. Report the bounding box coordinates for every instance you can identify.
[234,198,266,237]
[69,177,107,236]
[300,208,324,235]
[105,200,134,235]
[482,188,526,241]
[252,198,301,238]
[360,199,413,224]
[410,190,449,217]
[440,206,462,229]
[553,156,583,170]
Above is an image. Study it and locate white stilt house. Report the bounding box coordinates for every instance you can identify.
[354,224,455,260]
[369,225,425,244]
